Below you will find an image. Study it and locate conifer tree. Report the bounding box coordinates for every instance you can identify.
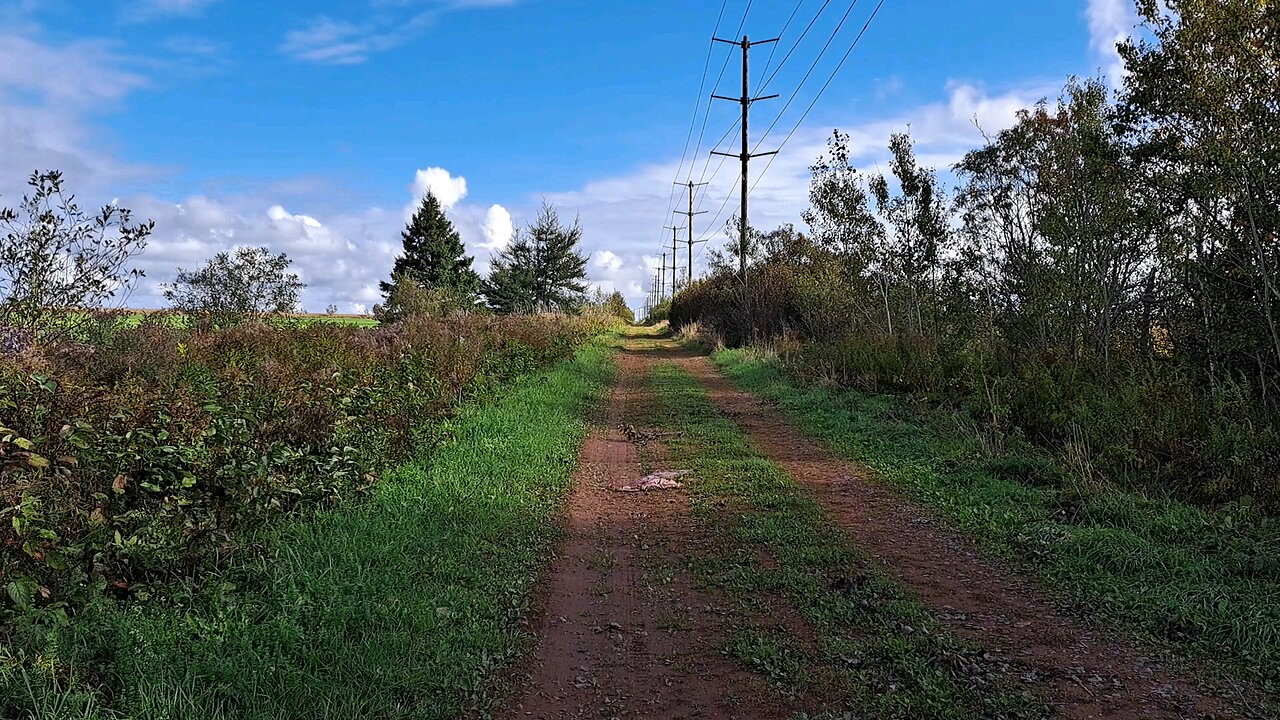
[483,202,589,314]
[483,234,538,314]
[380,192,480,302]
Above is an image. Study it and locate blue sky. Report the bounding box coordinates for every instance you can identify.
[0,0,1138,312]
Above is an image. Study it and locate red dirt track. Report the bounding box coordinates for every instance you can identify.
[501,335,1242,720]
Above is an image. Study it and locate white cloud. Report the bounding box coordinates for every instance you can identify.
[480,204,514,249]
[410,167,468,210]
[126,0,219,22]
[0,31,156,201]
[593,250,623,273]
[128,195,398,312]
[1086,0,1137,84]
[281,18,370,65]
[0,34,146,107]
[282,1,519,65]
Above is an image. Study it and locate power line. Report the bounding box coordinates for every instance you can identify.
[753,0,809,94]
[659,1,753,277]
[758,0,834,94]
[688,0,834,236]
[754,0,865,154]
[658,0,730,243]
[683,0,756,188]
[670,0,889,285]
[710,34,779,281]
[674,181,709,287]
[685,1,821,226]
[749,0,888,197]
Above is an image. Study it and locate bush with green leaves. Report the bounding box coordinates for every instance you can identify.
[163,246,303,326]
[0,312,599,630]
[373,271,477,323]
[0,171,152,342]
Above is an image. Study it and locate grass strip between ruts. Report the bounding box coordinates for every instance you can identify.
[13,342,614,720]
[711,347,1280,704]
[647,361,1047,720]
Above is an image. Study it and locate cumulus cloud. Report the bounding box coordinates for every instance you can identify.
[593,250,623,274]
[126,195,398,312]
[480,204,514,249]
[410,167,468,210]
[1086,0,1138,84]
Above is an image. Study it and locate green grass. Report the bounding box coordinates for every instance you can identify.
[646,362,1047,719]
[4,342,613,720]
[712,348,1280,701]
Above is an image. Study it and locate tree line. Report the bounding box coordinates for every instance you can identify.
[1,167,619,336]
[672,0,1280,508]
[373,193,603,320]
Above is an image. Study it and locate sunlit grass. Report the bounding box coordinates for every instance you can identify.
[5,343,613,719]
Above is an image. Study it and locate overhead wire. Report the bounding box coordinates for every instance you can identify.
[692,0,839,239]
[752,0,864,154]
[752,0,809,94]
[748,0,888,197]
[696,0,888,264]
[657,0,730,242]
[757,0,834,94]
[667,0,756,281]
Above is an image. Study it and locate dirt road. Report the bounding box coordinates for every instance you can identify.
[500,333,1238,720]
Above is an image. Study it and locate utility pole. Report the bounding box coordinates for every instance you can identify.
[660,252,667,301]
[711,34,778,282]
[664,225,684,295]
[674,180,708,287]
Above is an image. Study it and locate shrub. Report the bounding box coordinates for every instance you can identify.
[0,314,598,626]
[672,266,1280,510]
[0,171,152,341]
[163,247,303,326]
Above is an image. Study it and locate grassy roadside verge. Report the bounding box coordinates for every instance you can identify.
[646,362,1047,719]
[711,348,1280,700]
[8,342,614,720]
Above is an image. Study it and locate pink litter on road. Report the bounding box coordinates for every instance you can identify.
[617,470,691,492]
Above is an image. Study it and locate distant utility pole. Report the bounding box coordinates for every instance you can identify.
[660,253,667,301]
[674,180,708,287]
[664,225,684,296]
[712,34,778,282]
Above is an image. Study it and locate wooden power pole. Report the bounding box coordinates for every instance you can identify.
[665,225,684,296]
[660,253,667,301]
[674,180,708,287]
[712,35,778,282]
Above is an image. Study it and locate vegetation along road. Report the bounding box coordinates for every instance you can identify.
[500,326,1272,720]
[4,2,1279,719]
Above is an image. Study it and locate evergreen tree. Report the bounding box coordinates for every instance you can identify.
[484,234,539,314]
[380,192,480,302]
[483,202,589,314]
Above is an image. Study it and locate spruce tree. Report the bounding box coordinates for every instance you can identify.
[482,202,589,314]
[528,202,589,313]
[380,192,480,301]
[483,233,538,314]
